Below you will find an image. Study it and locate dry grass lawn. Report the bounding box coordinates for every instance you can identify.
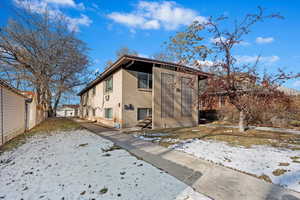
[0,117,81,153]
[128,125,300,149]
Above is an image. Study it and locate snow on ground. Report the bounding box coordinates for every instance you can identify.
[171,139,300,192]
[0,130,210,200]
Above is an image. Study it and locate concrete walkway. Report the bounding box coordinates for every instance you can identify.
[202,124,300,135]
[77,121,300,200]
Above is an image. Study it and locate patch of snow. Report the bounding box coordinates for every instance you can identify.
[171,139,300,192]
[161,138,181,143]
[134,133,181,144]
[134,135,162,142]
[0,130,210,200]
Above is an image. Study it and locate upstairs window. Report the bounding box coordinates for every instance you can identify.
[138,72,152,89]
[105,76,113,92]
[92,87,96,95]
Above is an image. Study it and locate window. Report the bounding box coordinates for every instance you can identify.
[92,108,96,116]
[181,77,193,117]
[104,108,113,119]
[92,87,96,95]
[137,108,152,121]
[138,72,152,89]
[220,96,226,107]
[105,76,113,92]
[86,92,89,104]
[161,73,174,118]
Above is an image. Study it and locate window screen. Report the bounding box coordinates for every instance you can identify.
[138,72,152,89]
[105,76,113,92]
[93,87,96,95]
[104,108,113,119]
[161,73,174,118]
[137,108,152,121]
[181,77,193,117]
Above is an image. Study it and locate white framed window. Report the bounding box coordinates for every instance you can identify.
[137,108,152,121]
[105,76,113,92]
[104,108,113,119]
[138,72,152,89]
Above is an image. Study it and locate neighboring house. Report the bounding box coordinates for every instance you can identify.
[277,86,300,96]
[56,104,79,117]
[21,91,48,130]
[0,79,28,145]
[78,55,209,129]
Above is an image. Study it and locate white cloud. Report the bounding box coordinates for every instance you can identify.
[293,80,300,88]
[238,41,251,46]
[210,37,227,44]
[44,0,75,7]
[107,1,206,30]
[138,53,149,58]
[195,60,215,67]
[67,14,92,32]
[107,13,146,28]
[210,37,250,46]
[13,0,91,32]
[256,37,274,44]
[236,55,280,64]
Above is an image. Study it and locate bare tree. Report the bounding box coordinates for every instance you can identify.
[116,46,138,58]
[166,7,299,132]
[104,46,138,69]
[0,7,90,116]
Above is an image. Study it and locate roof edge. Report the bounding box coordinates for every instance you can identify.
[77,55,211,96]
[0,79,28,99]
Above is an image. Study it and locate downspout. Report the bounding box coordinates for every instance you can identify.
[1,87,3,145]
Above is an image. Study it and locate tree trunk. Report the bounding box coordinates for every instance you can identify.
[48,107,54,117]
[239,110,246,132]
[53,92,62,117]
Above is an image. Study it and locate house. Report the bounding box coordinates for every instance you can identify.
[277,86,300,96]
[21,91,48,129]
[78,55,209,129]
[0,79,28,145]
[56,104,79,117]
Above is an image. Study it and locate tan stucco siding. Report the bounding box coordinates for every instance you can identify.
[0,86,26,145]
[152,67,199,129]
[122,69,152,128]
[81,69,123,127]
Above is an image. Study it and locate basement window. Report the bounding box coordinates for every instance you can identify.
[104,108,113,119]
[137,108,152,121]
[138,72,152,89]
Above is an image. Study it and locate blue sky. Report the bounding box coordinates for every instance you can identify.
[1,0,300,91]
